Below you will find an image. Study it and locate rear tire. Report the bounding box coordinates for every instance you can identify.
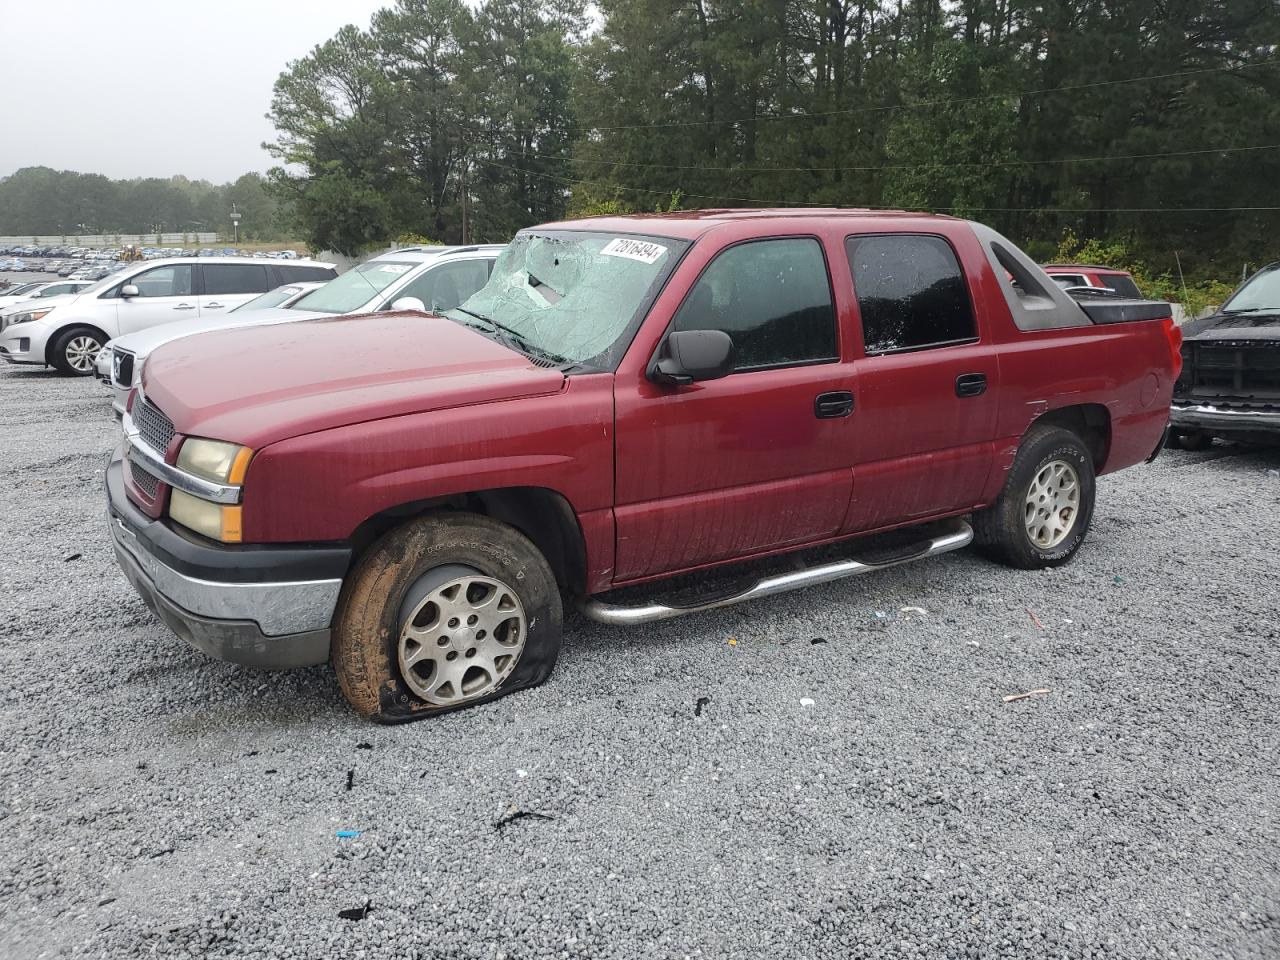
[1175,430,1214,451]
[331,512,562,723]
[49,326,105,377]
[974,424,1096,570]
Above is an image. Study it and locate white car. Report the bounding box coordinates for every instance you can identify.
[91,281,325,382]
[0,279,94,311]
[100,245,503,415]
[0,256,337,375]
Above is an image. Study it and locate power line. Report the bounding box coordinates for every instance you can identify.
[483,141,1280,176]
[475,57,1277,138]
[472,156,1280,214]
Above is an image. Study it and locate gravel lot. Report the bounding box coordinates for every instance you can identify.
[2,348,1279,959]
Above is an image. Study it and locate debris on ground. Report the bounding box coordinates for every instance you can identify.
[694,696,710,716]
[1002,688,1051,703]
[338,900,372,921]
[727,637,738,647]
[799,697,815,708]
[97,897,116,907]
[148,848,174,859]
[810,637,827,645]
[63,553,81,562]
[345,769,353,792]
[494,807,554,831]
[1027,608,1046,630]
[336,830,361,839]
[1113,575,1125,586]
[356,742,373,750]
[900,606,928,617]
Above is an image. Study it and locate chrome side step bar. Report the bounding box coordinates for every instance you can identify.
[580,520,974,626]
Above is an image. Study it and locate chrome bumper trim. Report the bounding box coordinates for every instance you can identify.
[122,408,241,505]
[581,521,974,626]
[1170,403,1280,430]
[109,514,342,636]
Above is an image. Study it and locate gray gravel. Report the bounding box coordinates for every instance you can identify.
[2,357,1280,960]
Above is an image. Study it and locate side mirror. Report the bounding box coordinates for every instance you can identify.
[390,296,426,313]
[120,284,139,298]
[650,329,735,387]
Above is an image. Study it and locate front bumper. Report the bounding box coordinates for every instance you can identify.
[0,322,49,364]
[106,449,350,669]
[1170,402,1280,438]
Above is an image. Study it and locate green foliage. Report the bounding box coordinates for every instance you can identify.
[1055,230,1238,316]
[395,232,446,246]
[0,168,293,240]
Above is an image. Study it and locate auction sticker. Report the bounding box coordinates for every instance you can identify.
[378,264,412,274]
[600,238,667,264]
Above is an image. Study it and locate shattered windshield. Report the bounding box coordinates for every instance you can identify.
[446,230,686,368]
[1223,265,1280,313]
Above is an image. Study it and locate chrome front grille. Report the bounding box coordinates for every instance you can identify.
[134,399,175,453]
[130,461,160,498]
[112,349,135,388]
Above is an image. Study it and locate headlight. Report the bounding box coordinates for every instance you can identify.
[168,437,253,542]
[176,437,252,484]
[169,489,243,543]
[9,309,52,325]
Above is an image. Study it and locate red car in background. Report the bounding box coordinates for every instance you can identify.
[1042,264,1143,298]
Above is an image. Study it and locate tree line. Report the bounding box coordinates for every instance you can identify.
[267,0,1280,283]
[0,168,289,241]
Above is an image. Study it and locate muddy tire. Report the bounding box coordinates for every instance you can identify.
[332,512,562,723]
[973,424,1096,570]
[49,326,105,376]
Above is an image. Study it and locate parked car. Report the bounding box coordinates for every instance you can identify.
[0,281,50,307]
[0,257,337,375]
[99,246,499,415]
[104,210,1180,722]
[91,281,325,386]
[1042,264,1143,298]
[1170,261,1280,449]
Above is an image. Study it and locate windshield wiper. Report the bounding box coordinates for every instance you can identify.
[452,307,574,367]
[1223,306,1280,315]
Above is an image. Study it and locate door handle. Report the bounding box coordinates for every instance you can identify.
[173,303,196,311]
[814,390,854,419]
[956,373,987,398]
[204,302,225,309]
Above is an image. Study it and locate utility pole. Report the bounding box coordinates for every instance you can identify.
[229,204,242,245]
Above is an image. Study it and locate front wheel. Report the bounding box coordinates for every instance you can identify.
[332,512,563,723]
[50,327,105,376]
[974,424,1096,570]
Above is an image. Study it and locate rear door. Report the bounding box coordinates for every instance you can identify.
[612,235,857,582]
[199,263,272,315]
[114,263,198,335]
[841,232,1000,532]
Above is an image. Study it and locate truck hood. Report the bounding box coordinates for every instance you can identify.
[141,311,566,449]
[112,306,325,362]
[1183,310,1280,341]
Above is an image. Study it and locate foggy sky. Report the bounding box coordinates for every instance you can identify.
[1,0,392,184]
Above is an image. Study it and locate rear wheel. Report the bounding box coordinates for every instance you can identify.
[332,512,562,723]
[974,424,1096,569]
[49,327,105,377]
[1174,429,1214,451]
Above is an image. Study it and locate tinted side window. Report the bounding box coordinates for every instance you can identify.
[1100,274,1141,298]
[392,259,491,312]
[671,238,836,370]
[279,265,337,283]
[846,235,976,354]
[130,264,195,298]
[203,263,270,296]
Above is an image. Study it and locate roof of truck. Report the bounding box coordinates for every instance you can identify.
[536,208,959,240]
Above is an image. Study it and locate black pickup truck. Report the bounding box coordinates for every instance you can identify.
[1170,263,1280,449]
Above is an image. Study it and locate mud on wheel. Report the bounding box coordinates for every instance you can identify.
[332,512,563,722]
[974,423,1097,569]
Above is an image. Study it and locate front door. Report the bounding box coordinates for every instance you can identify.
[115,264,198,335]
[612,236,857,583]
[840,232,1000,532]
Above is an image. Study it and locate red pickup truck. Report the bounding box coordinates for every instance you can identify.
[106,210,1181,722]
